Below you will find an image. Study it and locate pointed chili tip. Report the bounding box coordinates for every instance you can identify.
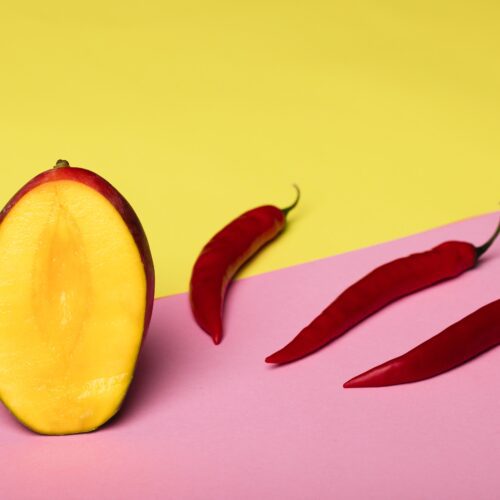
[281,184,301,216]
[266,345,308,364]
[265,351,288,364]
[212,333,222,345]
[343,378,362,388]
[343,360,403,388]
[343,373,375,388]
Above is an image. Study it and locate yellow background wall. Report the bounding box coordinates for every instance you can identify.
[1,1,498,297]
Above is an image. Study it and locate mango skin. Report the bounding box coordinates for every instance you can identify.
[0,165,155,434]
[0,165,155,338]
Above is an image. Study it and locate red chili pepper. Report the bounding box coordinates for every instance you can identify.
[266,219,500,365]
[190,186,300,344]
[343,299,500,387]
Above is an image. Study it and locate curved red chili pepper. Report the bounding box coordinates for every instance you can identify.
[190,186,300,344]
[343,299,500,387]
[266,218,499,365]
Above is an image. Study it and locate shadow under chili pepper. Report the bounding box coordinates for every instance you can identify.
[474,253,498,267]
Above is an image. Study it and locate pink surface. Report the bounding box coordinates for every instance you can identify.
[0,212,499,499]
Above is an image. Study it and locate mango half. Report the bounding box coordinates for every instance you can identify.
[0,162,155,435]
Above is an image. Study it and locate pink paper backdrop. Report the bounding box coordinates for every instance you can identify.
[0,212,498,499]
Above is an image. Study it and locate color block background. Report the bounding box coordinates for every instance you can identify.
[0,2,499,499]
[1,0,499,297]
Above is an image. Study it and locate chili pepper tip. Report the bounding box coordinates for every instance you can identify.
[343,370,380,389]
[265,351,296,364]
[265,352,283,364]
[343,378,365,388]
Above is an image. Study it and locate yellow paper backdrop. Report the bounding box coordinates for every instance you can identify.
[1,1,498,297]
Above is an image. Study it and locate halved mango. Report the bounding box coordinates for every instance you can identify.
[0,163,154,435]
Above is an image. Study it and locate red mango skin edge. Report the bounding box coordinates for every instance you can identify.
[190,188,299,345]
[344,298,500,388]
[0,163,155,339]
[266,220,500,365]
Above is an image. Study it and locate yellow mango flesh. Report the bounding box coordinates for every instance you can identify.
[0,180,146,434]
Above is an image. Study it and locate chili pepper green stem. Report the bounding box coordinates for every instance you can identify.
[476,218,500,258]
[281,184,301,216]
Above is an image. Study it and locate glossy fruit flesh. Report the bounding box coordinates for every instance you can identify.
[0,178,148,434]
